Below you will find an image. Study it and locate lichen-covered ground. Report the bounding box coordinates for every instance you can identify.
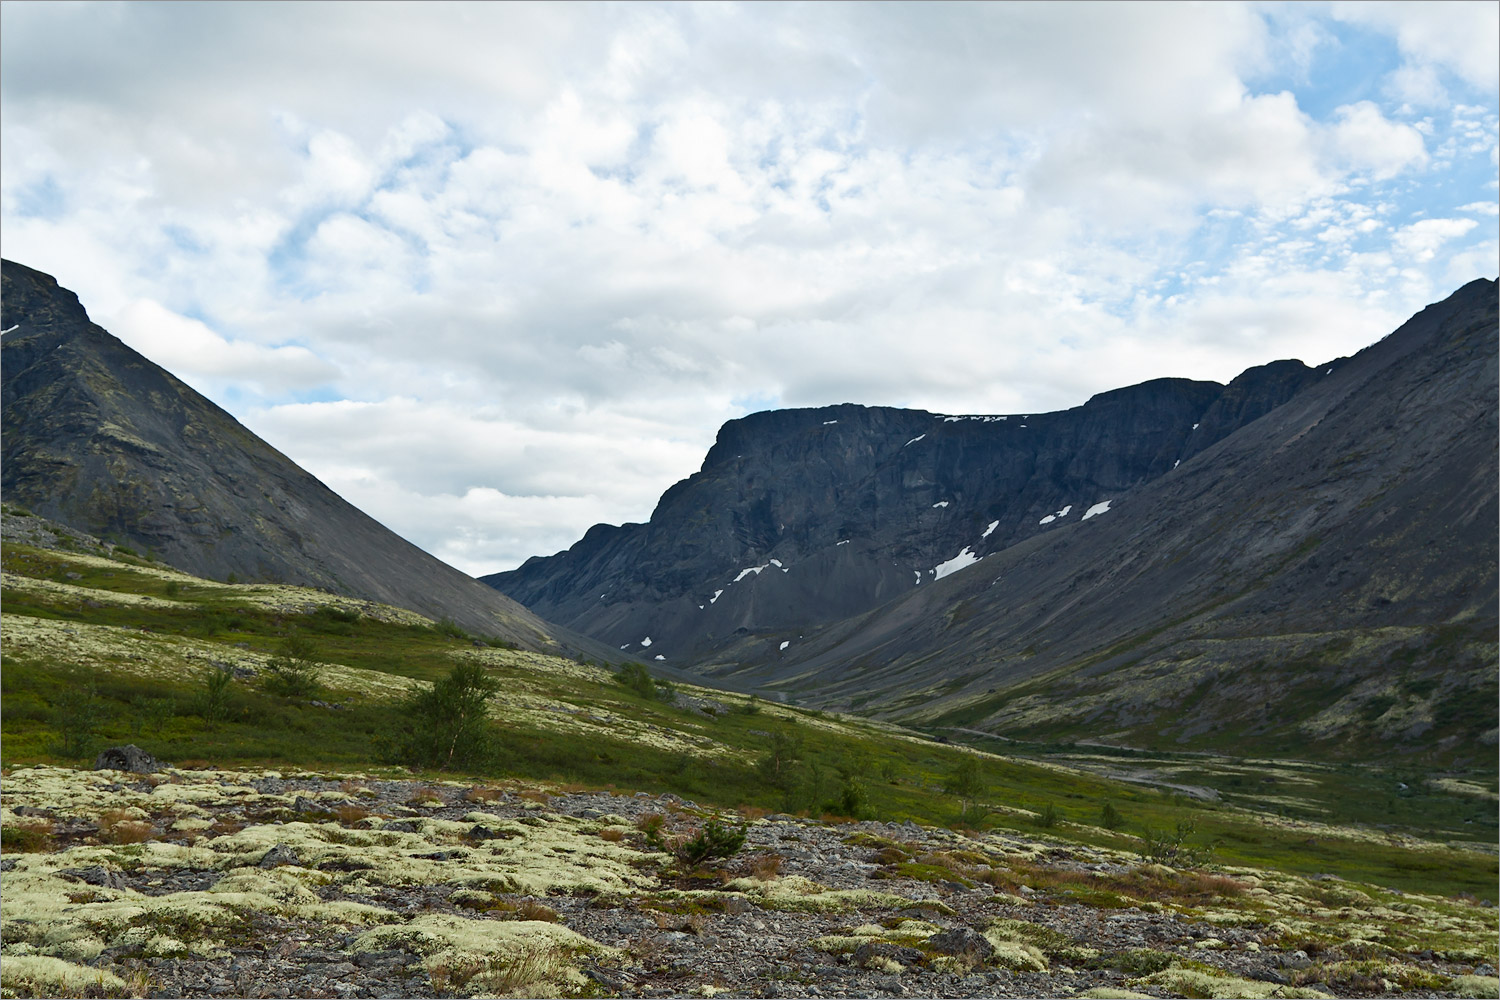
[2,765,1495,999]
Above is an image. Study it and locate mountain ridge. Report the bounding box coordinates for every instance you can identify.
[0,259,607,657]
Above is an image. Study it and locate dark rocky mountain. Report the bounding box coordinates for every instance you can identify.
[490,280,1497,762]
[0,259,602,655]
[488,343,1332,665]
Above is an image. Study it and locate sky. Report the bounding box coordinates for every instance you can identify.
[2,2,1496,577]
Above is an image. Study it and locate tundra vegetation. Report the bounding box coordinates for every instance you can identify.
[0,519,1496,998]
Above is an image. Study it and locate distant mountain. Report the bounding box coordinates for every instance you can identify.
[488,345,1329,663]
[490,280,1498,763]
[0,259,600,656]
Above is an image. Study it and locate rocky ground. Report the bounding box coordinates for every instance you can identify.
[2,759,1496,999]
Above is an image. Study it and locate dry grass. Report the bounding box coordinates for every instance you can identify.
[465,784,506,803]
[598,827,626,842]
[334,803,370,825]
[748,851,784,880]
[98,808,154,844]
[1,817,56,853]
[513,898,560,923]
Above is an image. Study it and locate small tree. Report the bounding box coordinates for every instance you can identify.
[1100,801,1126,830]
[197,667,235,729]
[395,662,500,769]
[674,817,749,867]
[262,632,321,697]
[616,662,656,699]
[758,729,804,790]
[54,669,103,758]
[946,756,985,815]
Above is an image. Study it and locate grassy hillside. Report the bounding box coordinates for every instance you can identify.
[1,518,1494,903]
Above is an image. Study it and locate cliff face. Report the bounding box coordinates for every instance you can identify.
[0,260,593,653]
[487,360,1321,665]
[491,279,1498,761]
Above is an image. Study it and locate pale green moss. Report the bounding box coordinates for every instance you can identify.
[0,955,126,994]
[1140,967,1331,999]
[1452,975,1500,998]
[722,875,911,914]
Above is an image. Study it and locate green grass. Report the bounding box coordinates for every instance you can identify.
[2,540,1496,901]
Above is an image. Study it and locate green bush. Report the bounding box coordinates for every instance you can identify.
[1036,801,1060,828]
[52,669,103,758]
[1100,801,1126,830]
[617,662,659,699]
[392,662,500,769]
[1141,818,1218,867]
[675,818,749,867]
[262,633,322,697]
[196,668,235,728]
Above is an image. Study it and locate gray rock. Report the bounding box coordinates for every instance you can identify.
[93,744,164,774]
[924,927,994,962]
[853,941,923,969]
[258,844,301,868]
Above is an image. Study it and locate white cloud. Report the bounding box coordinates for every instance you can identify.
[1393,217,1480,262]
[107,299,341,393]
[2,3,1494,574]
[1329,101,1429,179]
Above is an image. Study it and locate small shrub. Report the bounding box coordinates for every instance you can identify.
[196,667,235,727]
[164,580,181,598]
[638,813,668,850]
[52,669,103,758]
[1035,802,1060,828]
[262,633,322,697]
[617,662,657,699]
[599,827,626,842]
[1100,801,1126,830]
[1,819,55,853]
[433,617,469,640]
[675,817,749,867]
[391,662,500,769]
[1141,818,1218,868]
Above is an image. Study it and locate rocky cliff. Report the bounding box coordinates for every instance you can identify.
[487,349,1326,666]
[0,259,598,653]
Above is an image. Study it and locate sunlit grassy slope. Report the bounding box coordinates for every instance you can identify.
[2,526,1494,900]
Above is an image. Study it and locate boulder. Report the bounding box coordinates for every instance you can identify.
[93,745,163,774]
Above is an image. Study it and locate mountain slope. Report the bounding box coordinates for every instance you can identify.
[488,366,1324,664]
[0,259,594,653]
[713,279,1500,763]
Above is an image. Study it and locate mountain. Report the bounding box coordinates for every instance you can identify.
[490,279,1498,763]
[487,342,1329,663]
[0,259,597,654]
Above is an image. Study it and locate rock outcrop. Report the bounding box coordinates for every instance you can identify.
[1,259,603,655]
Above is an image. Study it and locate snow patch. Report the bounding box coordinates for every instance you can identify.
[1192,423,1199,430]
[836,540,850,546]
[1038,504,1072,525]
[1173,460,1180,468]
[1081,500,1112,520]
[933,547,981,581]
[823,420,838,425]
[734,565,768,582]
[769,558,786,570]
[710,589,723,604]
[932,501,949,508]
[640,636,652,647]
[913,570,922,585]
[654,655,665,661]
[1,325,18,335]
[779,641,790,651]
[981,520,999,538]
[904,434,926,447]
[942,415,1006,423]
